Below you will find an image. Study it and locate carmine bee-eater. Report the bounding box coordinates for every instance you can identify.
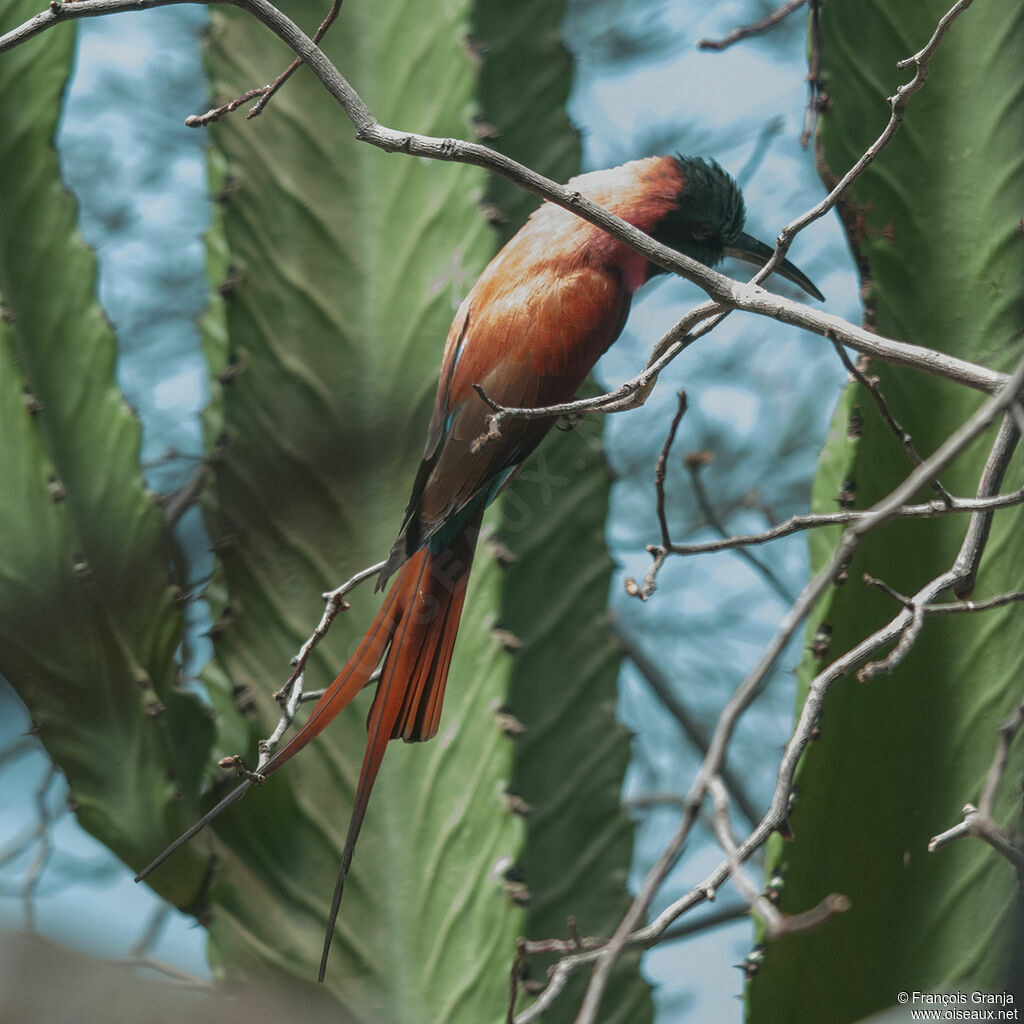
[136,154,822,979]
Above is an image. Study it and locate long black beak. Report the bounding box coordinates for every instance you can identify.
[724,231,824,302]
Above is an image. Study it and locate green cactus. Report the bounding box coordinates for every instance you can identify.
[750,1,1024,1020]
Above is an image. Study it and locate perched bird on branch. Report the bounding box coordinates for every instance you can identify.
[135,154,822,979]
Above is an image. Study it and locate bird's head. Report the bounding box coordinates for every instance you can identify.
[652,156,823,301]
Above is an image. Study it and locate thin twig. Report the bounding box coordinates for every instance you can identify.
[520,355,1024,1023]
[637,390,688,599]
[923,592,1024,615]
[831,340,953,504]
[139,556,387,881]
[258,559,384,769]
[800,0,823,148]
[22,763,59,933]
[698,0,807,51]
[649,484,1024,559]
[929,805,1024,873]
[563,806,701,1024]
[622,378,1024,593]
[863,573,914,607]
[113,955,215,988]
[928,697,1024,874]
[476,307,726,448]
[707,778,849,938]
[685,454,796,604]
[186,0,347,126]
[752,0,978,299]
[979,698,1024,816]
[162,459,212,532]
[623,792,765,874]
[858,409,1022,681]
[507,941,527,1024]
[659,902,750,943]
[867,576,1024,618]
[612,621,763,830]
[951,414,1020,598]
[707,778,783,935]
[185,86,266,128]
[856,569,954,682]
[129,903,171,957]
[655,391,688,552]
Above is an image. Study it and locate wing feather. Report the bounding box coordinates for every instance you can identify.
[381,181,657,580]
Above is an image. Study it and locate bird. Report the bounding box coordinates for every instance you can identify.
[135,154,822,979]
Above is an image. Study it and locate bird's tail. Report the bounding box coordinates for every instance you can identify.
[274,509,481,978]
[263,505,481,775]
[135,508,482,981]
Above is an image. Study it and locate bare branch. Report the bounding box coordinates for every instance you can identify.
[867,576,1024,619]
[800,0,823,148]
[924,592,1024,615]
[0,0,1008,427]
[858,409,1022,682]
[698,0,808,52]
[856,568,955,682]
[831,341,953,504]
[951,414,1020,598]
[630,389,687,600]
[520,355,1024,1022]
[23,763,60,933]
[651,483,1024,560]
[654,391,688,553]
[863,573,914,607]
[929,804,1024,874]
[979,698,1024,817]
[708,778,851,939]
[186,0,346,125]
[185,86,266,128]
[659,902,750,943]
[750,0,977,296]
[566,804,700,1024]
[707,778,784,935]
[259,560,384,769]
[473,313,1006,432]
[685,452,796,604]
[612,622,763,830]
[929,698,1024,875]
[128,903,172,958]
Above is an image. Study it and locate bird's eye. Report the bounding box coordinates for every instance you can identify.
[692,222,715,241]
